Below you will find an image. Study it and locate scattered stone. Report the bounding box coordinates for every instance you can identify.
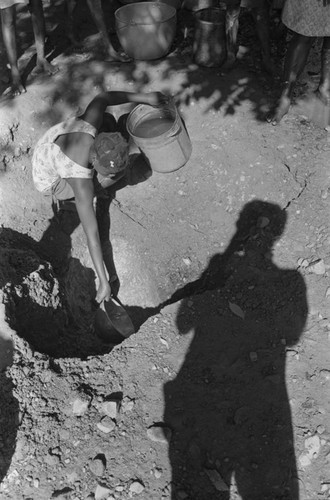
[122,397,135,413]
[154,469,162,479]
[307,259,326,275]
[160,337,169,348]
[229,302,245,319]
[101,400,119,420]
[147,425,172,443]
[95,484,112,500]
[72,397,90,417]
[257,216,270,228]
[299,435,321,467]
[320,369,330,381]
[298,453,311,468]
[177,490,189,499]
[89,455,106,477]
[129,480,145,495]
[234,406,251,425]
[204,469,229,491]
[297,258,309,268]
[249,352,258,362]
[97,416,116,434]
[45,453,60,466]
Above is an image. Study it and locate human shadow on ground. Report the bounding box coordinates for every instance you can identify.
[163,200,308,500]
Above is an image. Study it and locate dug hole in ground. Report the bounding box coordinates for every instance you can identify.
[0,2,330,499]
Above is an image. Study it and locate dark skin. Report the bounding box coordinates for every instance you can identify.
[269,35,330,125]
[225,0,275,75]
[1,0,58,96]
[54,91,169,303]
[66,0,130,62]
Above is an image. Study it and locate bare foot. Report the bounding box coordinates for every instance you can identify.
[104,49,132,63]
[222,52,237,71]
[315,87,330,106]
[267,95,291,125]
[35,58,59,75]
[2,74,26,97]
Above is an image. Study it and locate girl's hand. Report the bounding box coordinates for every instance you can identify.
[96,281,111,303]
[147,92,172,107]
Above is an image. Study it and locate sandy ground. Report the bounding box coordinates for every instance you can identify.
[0,1,330,499]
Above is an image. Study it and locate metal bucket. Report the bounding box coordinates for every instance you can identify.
[193,6,227,67]
[115,2,177,60]
[126,101,192,174]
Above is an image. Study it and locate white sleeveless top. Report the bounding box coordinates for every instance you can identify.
[32,117,97,193]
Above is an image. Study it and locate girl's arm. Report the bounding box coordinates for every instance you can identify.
[66,177,111,303]
[81,91,170,129]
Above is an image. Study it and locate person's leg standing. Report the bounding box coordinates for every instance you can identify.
[317,37,330,103]
[251,0,275,74]
[28,0,57,73]
[1,5,25,94]
[225,0,241,67]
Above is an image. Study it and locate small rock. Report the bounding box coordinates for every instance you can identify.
[325,287,330,298]
[89,457,106,477]
[177,490,189,499]
[101,401,118,420]
[147,425,172,443]
[249,352,258,362]
[298,453,311,468]
[229,302,245,319]
[129,480,145,495]
[257,216,270,228]
[204,469,229,491]
[44,453,60,466]
[72,397,90,416]
[95,484,112,500]
[122,398,134,413]
[317,425,326,435]
[154,469,162,479]
[305,434,321,458]
[97,416,116,434]
[307,259,326,275]
[33,478,40,488]
[297,257,309,268]
[320,369,330,381]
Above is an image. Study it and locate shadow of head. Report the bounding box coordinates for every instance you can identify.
[230,200,287,253]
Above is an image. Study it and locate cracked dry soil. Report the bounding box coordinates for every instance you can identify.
[1,2,330,499]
